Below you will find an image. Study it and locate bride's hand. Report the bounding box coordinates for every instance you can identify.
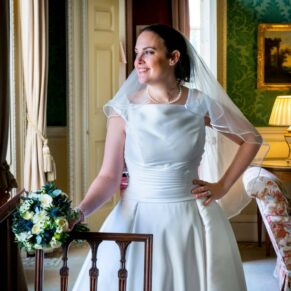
[191,179,228,206]
[68,208,85,231]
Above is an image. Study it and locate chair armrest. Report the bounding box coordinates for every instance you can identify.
[243,167,289,216]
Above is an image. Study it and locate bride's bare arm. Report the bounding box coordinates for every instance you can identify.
[215,135,261,192]
[76,116,126,219]
[193,122,262,205]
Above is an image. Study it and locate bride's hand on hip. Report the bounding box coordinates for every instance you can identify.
[191,179,227,206]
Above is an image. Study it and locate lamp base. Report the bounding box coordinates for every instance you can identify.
[284,132,291,164]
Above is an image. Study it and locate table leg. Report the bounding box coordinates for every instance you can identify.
[257,204,262,247]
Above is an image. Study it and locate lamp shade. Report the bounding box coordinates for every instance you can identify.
[269,95,291,127]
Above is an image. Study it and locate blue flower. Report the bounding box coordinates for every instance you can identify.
[52,189,62,197]
[49,207,60,217]
[25,220,33,230]
[36,235,42,245]
[43,230,54,243]
[34,206,40,213]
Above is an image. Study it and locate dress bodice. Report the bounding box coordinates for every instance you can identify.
[125,104,205,165]
[124,104,206,202]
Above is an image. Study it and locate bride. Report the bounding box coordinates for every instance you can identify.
[70,24,262,291]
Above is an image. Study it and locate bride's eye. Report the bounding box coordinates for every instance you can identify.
[144,50,154,55]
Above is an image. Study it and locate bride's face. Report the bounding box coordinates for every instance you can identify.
[134,31,174,84]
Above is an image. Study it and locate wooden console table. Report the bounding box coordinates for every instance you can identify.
[256,159,291,182]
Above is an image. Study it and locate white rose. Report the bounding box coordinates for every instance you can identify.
[39,194,53,208]
[32,211,49,224]
[50,237,62,249]
[16,231,32,242]
[31,223,43,235]
[27,192,38,199]
[55,217,69,232]
[56,226,63,233]
[19,201,31,214]
[24,242,33,252]
[22,211,34,220]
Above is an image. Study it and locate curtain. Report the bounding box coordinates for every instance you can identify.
[0,0,18,197]
[171,0,190,38]
[20,0,56,191]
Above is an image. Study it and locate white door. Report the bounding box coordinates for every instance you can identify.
[87,0,120,230]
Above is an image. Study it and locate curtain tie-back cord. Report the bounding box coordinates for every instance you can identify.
[27,115,56,181]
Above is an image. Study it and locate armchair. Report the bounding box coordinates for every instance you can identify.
[243,166,291,291]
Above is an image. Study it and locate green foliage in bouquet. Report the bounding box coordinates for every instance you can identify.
[12,182,89,252]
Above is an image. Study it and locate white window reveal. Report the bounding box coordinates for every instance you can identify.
[189,0,217,77]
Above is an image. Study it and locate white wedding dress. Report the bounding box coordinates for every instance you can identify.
[73,89,247,291]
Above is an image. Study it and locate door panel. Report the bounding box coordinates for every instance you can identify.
[87,0,119,230]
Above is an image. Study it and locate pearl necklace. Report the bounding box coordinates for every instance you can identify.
[146,85,182,104]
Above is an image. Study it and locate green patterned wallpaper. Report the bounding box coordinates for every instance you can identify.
[227,0,291,126]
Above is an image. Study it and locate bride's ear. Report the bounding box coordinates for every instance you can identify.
[169,50,180,66]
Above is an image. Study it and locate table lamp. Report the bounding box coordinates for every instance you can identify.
[269,95,291,163]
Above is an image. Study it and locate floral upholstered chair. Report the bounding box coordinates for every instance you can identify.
[243,166,291,291]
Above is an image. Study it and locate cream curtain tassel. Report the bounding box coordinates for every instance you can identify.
[41,139,56,181]
[27,115,56,181]
[42,139,52,172]
[43,139,56,181]
[47,159,56,181]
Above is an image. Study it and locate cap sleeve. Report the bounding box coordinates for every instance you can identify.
[103,98,129,121]
[185,89,223,120]
[185,88,262,144]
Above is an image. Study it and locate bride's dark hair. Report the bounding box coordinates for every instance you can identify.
[140,24,191,83]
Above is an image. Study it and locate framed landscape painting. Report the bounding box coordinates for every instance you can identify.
[257,23,291,90]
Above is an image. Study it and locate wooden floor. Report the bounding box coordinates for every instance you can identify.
[23,242,90,291]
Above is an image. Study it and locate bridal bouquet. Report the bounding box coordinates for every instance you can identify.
[12,182,89,252]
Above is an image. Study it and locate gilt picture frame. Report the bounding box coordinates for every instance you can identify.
[257,23,291,90]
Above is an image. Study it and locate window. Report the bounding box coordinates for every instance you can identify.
[189,0,217,76]
[189,0,201,53]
